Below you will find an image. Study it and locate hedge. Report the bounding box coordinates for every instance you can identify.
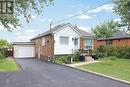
[96,45,130,59]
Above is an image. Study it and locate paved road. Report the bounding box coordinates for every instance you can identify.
[0,58,129,87]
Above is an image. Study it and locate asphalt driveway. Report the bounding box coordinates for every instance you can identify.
[0,58,129,87]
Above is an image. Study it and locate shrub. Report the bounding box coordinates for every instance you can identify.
[66,55,73,60]
[54,56,68,64]
[97,52,106,58]
[96,45,107,58]
[107,46,116,56]
[114,46,130,59]
[0,51,6,59]
[97,45,107,53]
[109,57,117,61]
[96,45,130,59]
[73,51,81,61]
[54,55,74,64]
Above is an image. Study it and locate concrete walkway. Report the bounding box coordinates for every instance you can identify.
[65,61,100,67]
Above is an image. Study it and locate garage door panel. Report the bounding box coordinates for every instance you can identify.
[14,45,35,58]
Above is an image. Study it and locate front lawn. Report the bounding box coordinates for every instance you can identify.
[79,57,130,82]
[0,58,19,72]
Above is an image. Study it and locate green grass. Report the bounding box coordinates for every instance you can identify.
[0,58,19,72]
[79,57,130,82]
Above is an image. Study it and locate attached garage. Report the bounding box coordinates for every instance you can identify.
[13,42,35,58]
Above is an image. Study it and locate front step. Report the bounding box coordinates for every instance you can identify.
[85,55,94,62]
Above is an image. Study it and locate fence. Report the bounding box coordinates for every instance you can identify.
[0,47,13,57]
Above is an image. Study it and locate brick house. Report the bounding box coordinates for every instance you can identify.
[94,31,130,48]
[31,23,94,60]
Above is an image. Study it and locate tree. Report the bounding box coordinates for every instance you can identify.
[0,39,10,48]
[92,20,120,39]
[113,0,130,29]
[92,20,120,62]
[0,0,53,31]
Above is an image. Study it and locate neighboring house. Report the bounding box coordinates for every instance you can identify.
[94,31,130,48]
[31,23,94,60]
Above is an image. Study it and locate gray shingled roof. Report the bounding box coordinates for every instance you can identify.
[98,31,130,40]
[31,23,93,40]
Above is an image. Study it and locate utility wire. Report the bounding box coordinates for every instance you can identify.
[41,0,112,31]
[53,0,112,25]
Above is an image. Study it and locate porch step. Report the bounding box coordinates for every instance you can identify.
[85,56,94,62]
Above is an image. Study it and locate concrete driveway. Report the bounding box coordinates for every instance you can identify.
[0,58,129,87]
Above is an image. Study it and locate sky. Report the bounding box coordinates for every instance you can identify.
[0,0,121,42]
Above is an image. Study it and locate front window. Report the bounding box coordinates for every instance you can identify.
[106,39,113,45]
[60,36,69,45]
[84,39,93,50]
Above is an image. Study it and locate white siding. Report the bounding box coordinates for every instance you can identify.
[54,26,80,55]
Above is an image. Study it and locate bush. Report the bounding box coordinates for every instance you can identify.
[97,52,106,58]
[96,45,130,59]
[54,55,73,64]
[96,45,107,58]
[108,46,116,56]
[73,51,81,61]
[0,51,6,59]
[54,56,68,64]
[116,46,130,59]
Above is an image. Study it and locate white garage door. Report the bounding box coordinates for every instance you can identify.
[14,45,35,58]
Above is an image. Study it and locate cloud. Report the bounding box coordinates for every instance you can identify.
[48,19,53,22]
[78,10,82,14]
[14,32,21,35]
[16,35,35,42]
[39,19,46,22]
[31,15,36,20]
[13,29,38,42]
[78,26,91,32]
[78,14,92,20]
[87,4,114,13]
[71,5,76,8]
[67,14,73,17]
[25,29,37,33]
[113,18,121,22]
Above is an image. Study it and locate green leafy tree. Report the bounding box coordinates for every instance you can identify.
[0,39,10,48]
[92,20,120,62]
[113,0,130,29]
[0,0,53,31]
[92,20,120,39]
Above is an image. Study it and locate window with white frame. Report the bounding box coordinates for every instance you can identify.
[60,36,69,45]
[42,37,45,46]
[84,39,93,50]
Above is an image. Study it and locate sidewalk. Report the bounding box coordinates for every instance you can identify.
[64,61,100,67]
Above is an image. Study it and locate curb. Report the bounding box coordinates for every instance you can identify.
[53,62,130,85]
[13,58,23,72]
[74,67,130,85]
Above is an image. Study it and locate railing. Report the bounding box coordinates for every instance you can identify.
[84,46,93,50]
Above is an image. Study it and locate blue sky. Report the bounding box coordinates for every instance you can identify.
[0,0,121,42]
